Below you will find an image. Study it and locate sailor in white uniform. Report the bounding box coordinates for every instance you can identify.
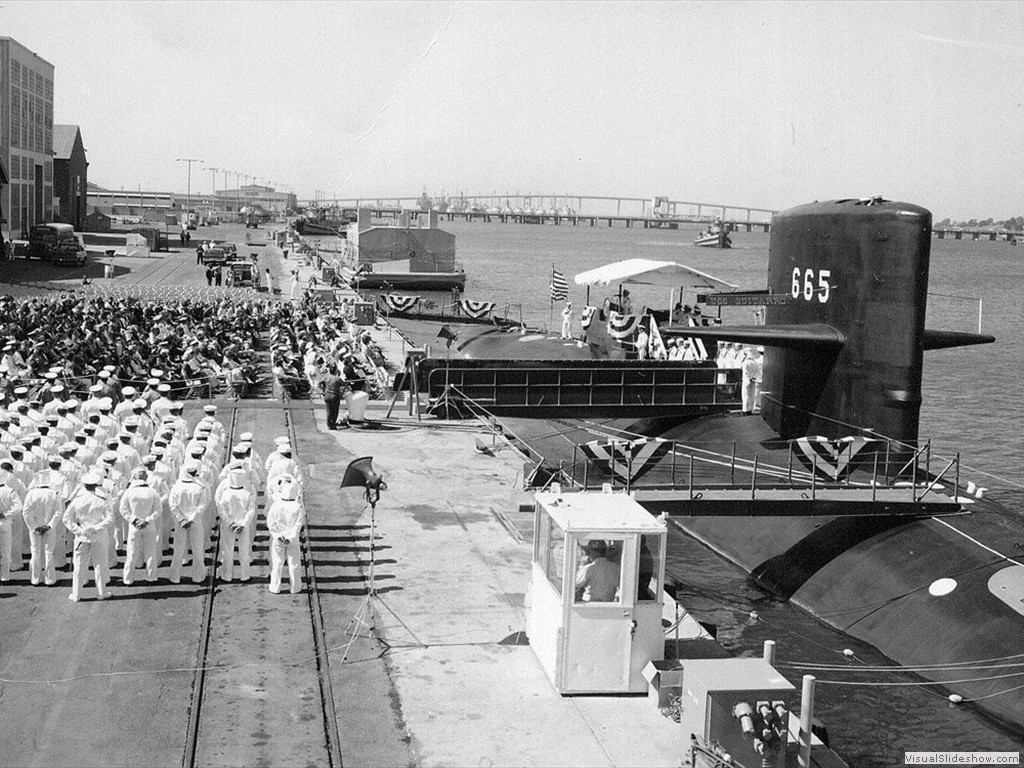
[266,480,304,594]
[217,470,256,582]
[168,461,210,584]
[741,346,763,414]
[63,473,114,601]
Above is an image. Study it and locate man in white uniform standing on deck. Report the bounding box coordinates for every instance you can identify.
[0,477,23,582]
[22,475,64,585]
[266,481,304,594]
[120,468,163,583]
[63,474,114,601]
[168,462,210,584]
[741,346,763,414]
[217,470,256,582]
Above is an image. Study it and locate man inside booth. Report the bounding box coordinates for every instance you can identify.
[575,540,620,602]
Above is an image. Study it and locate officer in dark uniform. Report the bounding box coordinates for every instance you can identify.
[319,363,345,430]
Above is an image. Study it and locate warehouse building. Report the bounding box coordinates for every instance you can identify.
[0,37,55,239]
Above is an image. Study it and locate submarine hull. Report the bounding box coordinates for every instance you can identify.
[386,200,1023,731]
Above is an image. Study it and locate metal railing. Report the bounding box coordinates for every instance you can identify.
[557,437,965,502]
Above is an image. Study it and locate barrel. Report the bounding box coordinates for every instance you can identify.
[346,390,369,423]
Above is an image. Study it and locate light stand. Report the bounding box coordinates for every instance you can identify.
[426,327,460,418]
[338,457,422,664]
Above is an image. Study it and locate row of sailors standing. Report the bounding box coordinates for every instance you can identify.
[0,391,307,598]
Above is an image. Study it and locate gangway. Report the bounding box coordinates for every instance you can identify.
[411,358,742,418]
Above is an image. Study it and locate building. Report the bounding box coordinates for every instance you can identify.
[86,183,175,222]
[0,155,7,252]
[53,124,87,230]
[0,37,55,238]
[87,183,296,222]
[347,209,457,272]
[82,207,111,233]
[214,184,296,214]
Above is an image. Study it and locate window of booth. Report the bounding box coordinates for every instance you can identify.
[637,533,662,601]
[574,537,623,604]
[536,509,565,596]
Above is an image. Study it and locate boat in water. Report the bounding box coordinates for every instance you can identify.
[293,208,356,237]
[694,221,732,248]
[387,198,1024,733]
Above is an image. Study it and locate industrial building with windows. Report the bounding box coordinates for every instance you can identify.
[1,37,55,239]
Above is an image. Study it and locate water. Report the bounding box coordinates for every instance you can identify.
[426,219,1023,764]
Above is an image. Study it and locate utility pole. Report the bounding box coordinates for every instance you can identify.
[176,157,203,217]
[205,166,220,208]
[230,170,240,213]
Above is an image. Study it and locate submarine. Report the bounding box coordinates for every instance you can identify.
[386,198,1024,732]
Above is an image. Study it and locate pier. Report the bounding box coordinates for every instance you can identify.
[933,227,1020,242]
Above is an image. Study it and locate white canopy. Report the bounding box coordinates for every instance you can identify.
[574,258,737,291]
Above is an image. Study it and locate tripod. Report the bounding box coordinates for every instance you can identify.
[425,345,462,418]
[340,485,423,664]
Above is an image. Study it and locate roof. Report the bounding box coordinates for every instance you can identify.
[534,491,665,533]
[52,125,82,160]
[574,258,738,291]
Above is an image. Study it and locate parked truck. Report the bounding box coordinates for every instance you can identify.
[26,223,87,266]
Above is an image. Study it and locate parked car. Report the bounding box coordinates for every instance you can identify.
[203,247,228,266]
[52,234,87,266]
[227,260,258,287]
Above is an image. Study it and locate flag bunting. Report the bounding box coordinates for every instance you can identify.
[580,305,597,329]
[607,311,640,340]
[381,294,421,313]
[459,299,496,319]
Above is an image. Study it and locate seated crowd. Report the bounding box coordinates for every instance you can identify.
[268,301,389,400]
[0,294,266,400]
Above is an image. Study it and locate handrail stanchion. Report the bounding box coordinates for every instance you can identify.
[626,456,633,494]
[670,442,677,490]
[730,442,737,485]
[788,446,793,486]
[571,445,577,488]
[926,438,932,478]
[884,439,891,484]
[688,453,694,500]
[811,455,817,499]
[751,455,758,500]
[872,452,878,501]
[955,452,961,500]
[912,449,918,502]
[583,457,589,490]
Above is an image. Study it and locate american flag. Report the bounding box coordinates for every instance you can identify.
[549,269,569,302]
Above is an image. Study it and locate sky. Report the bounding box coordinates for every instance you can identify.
[4,0,1022,219]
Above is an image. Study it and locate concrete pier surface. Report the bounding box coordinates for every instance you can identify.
[0,225,683,767]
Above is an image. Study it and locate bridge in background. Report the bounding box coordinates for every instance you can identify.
[302,194,1022,241]
[306,193,778,224]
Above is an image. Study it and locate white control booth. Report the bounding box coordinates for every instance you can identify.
[526,490,667,694]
